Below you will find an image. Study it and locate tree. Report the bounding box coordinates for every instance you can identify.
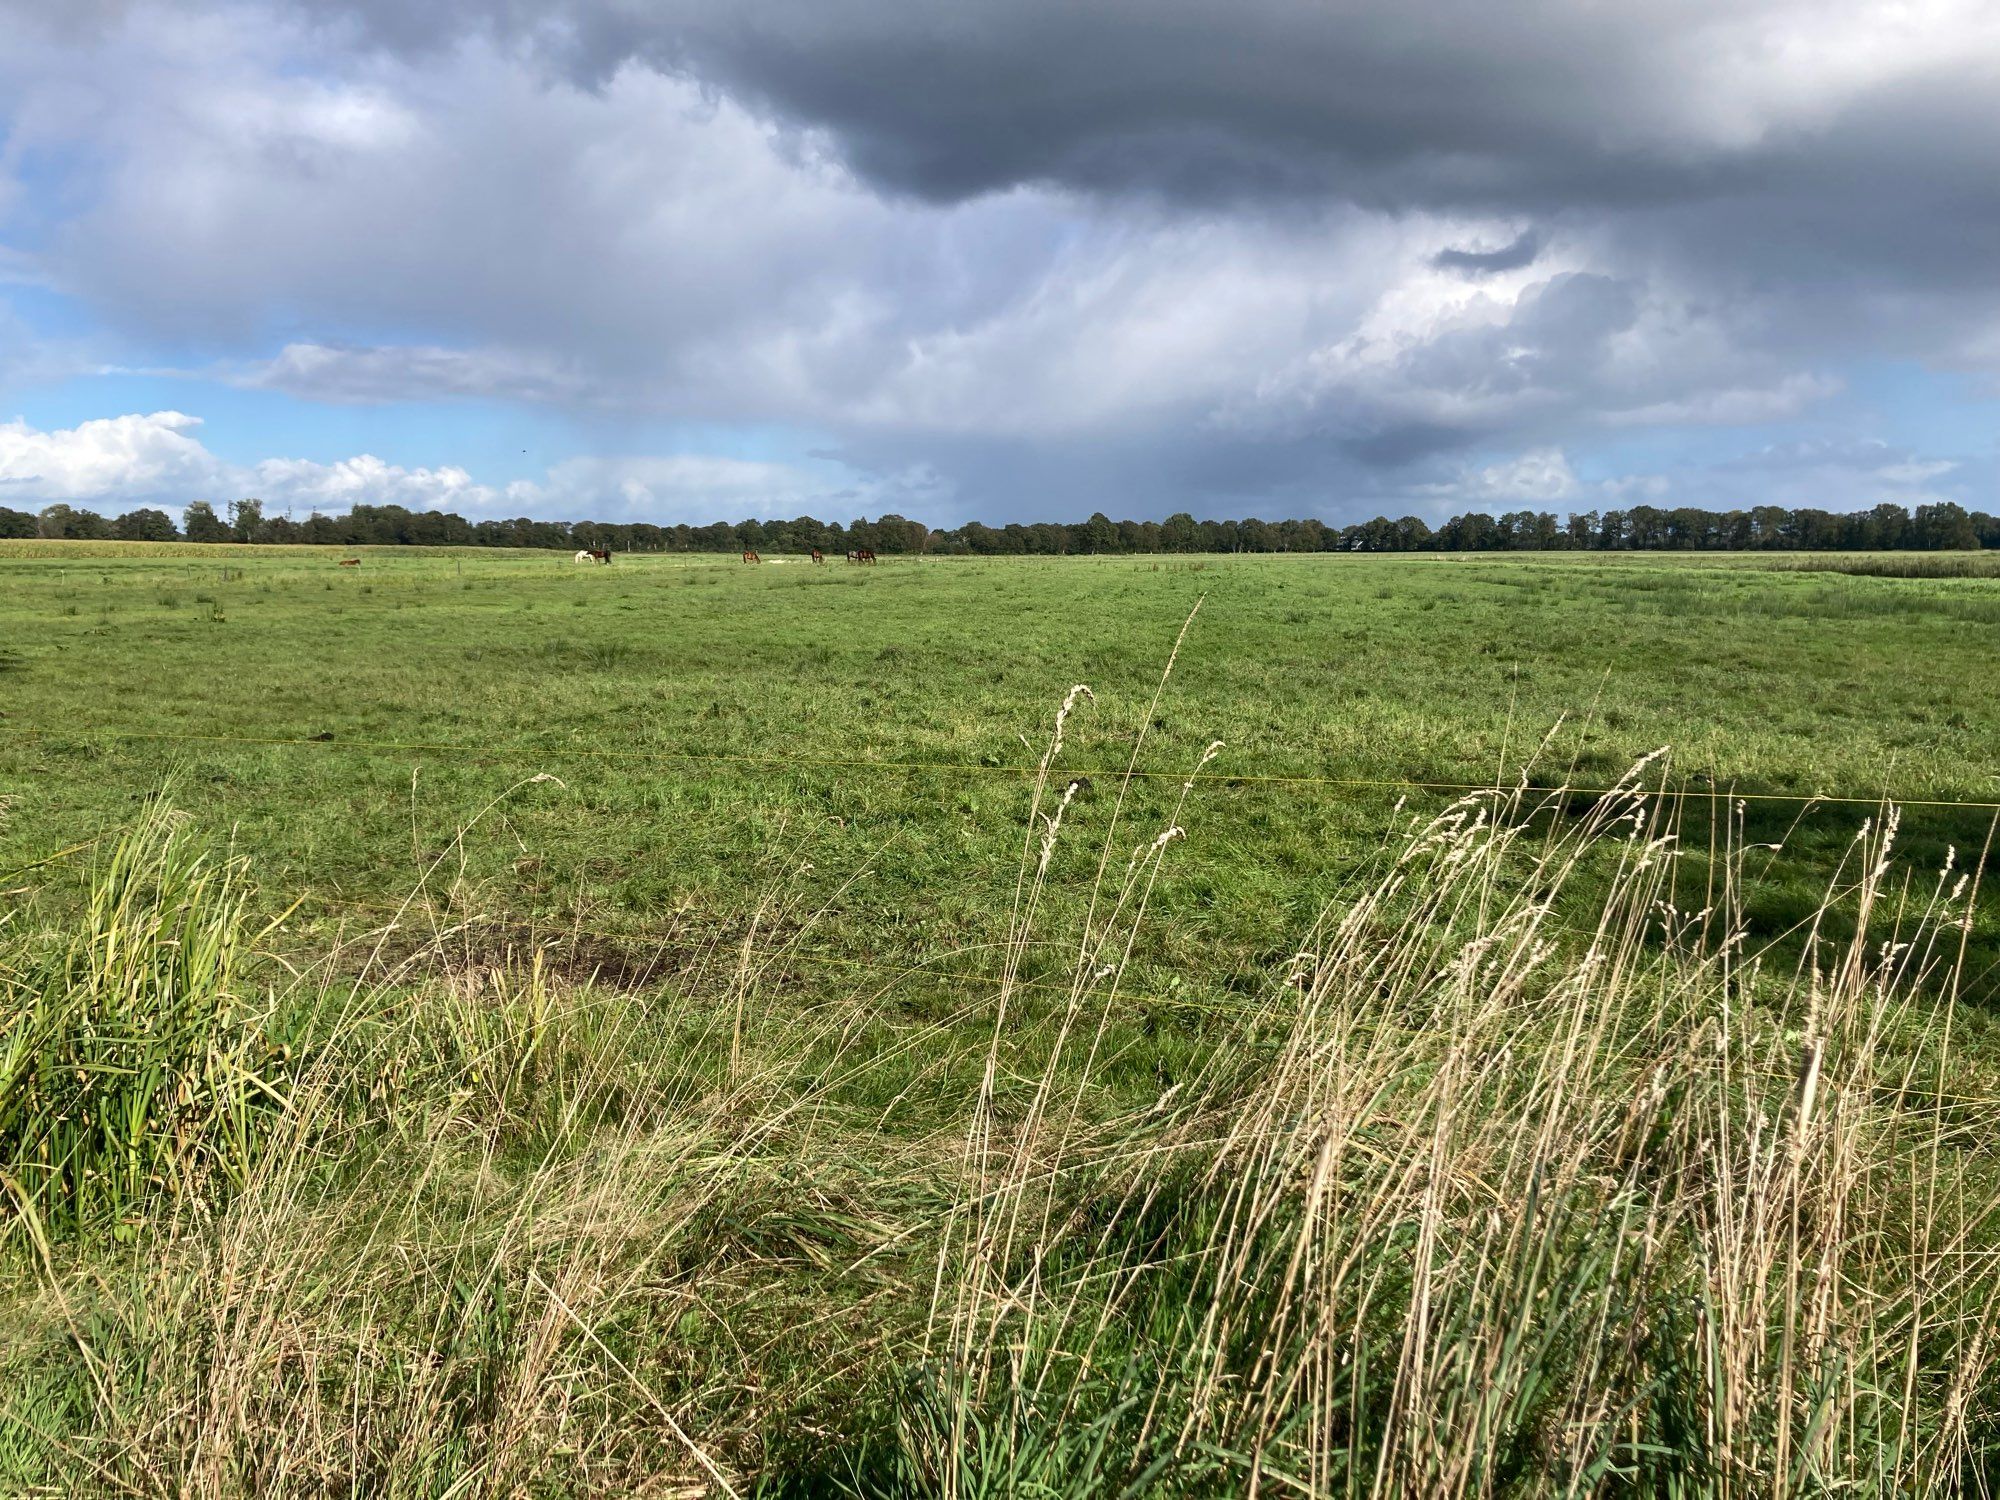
[183,501,231,543]
[0,507,33,539]
[1747,506,1789,548]
[1161,512,1200,552]
[1665,508,1712,549]
[302,512,347,545]
[1496,510,1540,548]
[866,514,929,554]
[36,504,110,539]
[1865,502,1911,549]
[1079,511,1118,554]
[957,521,1004,554]
[1025,522,1069,555]
[1437,512,1500,551]
[1914,502,1979,550]
[1632,506,1675,548]
[1276,518,1326,552]
[229,498,264,542]
[113,507,180,542]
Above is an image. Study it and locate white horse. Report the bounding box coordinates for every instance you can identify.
[574,550,594,564]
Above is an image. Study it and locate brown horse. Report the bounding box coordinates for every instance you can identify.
[810,548,825,564]
[337,558,361,567]
[742,549,762,564]
[590,548,612,565]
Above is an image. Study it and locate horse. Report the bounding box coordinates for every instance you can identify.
[576,549,611,564]
[338,558,361,567]
[847,547,877,565]
[742,549,762,564]
[574,550,593,564]
[810,548,825,565]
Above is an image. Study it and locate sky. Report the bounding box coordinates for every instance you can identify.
[0,0,1996,528]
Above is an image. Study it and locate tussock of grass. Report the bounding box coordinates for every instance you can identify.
[0,805,293,1245]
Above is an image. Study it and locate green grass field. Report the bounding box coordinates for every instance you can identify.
[5,540,2000,1494]
[6,542,1998,985]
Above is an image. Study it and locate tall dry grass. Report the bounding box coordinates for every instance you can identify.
[1,806,955,1494]
[913,745,2000,1496]
[1762,553,2000,580]
[3,701,1997,1494]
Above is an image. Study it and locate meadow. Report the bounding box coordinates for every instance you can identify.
[3,540,2000,1495]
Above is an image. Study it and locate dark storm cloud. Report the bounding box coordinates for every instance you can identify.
[298,0,2000,304]
[305,0,1746,208]
[1433,232,1542,276]
[311,6,1965,193]
[1343,424,1480,469]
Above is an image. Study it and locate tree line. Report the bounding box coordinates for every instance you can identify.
[7,496,1995,555]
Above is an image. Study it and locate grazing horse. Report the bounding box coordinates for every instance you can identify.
[575,548,611,564]
[846,547,877,565]
[742,549,762,564]
[810,547,825,565]
[574,550,593,564]
[337,558,361,567]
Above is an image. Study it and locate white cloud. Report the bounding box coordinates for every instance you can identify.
[519,453,891,521]
[1704,439,1973,511]
[0,408,887,522]
[1461,448,1580,504]
[0,410,222,502]
[247,452,495,514]
[1604,374,1842,428]
[1399,435,1993,520]
[1,406,1985,529]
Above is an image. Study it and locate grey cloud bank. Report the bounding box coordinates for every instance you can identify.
[0,0,1995,523]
